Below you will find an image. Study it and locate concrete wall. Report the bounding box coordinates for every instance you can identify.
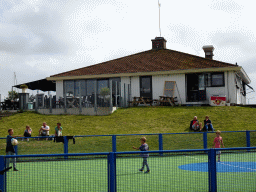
[56,80,63,99]
[37,107,117,116]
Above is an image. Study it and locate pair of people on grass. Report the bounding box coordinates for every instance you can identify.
[190,116,214,132]
[38,122,63,138]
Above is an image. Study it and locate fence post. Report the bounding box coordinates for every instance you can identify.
[115,81,118,107]
[109,80,113,112]
[49,95,52,114]
[64,136,68,159]
[124,84,126,108]
[0,156,5,192]
[112,135,116,152]
[108,152,116,192]
[159,134,163,156]
[208,148,217,192]
[246,130,250,148]
[64,94,67,114]
[203,132,208,149]
[14,145,18,155]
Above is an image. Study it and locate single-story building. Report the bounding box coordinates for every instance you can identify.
[46,37,252,106]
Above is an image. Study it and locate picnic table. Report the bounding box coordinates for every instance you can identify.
[129,97,153,107]
[158,96,177,106]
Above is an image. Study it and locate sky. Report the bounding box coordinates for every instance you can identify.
[0,0,255,103]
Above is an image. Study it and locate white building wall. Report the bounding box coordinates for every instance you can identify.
[130,76,140,97]
[152,74,186,104]
[56,80,63,99]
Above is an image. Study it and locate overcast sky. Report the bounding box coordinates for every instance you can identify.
[0,0,255,103]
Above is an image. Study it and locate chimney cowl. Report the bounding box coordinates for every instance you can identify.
[203,45,214,59]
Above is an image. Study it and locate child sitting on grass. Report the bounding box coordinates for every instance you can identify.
[133,137,150,173]
[212,130,225,162]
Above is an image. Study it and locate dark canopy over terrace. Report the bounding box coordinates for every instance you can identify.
[14,78,56,92]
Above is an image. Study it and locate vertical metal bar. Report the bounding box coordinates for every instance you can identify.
[64,93,67,114]
[35,94,38,112]
[124,84,126,108]
[246,130,250,148]
[159,134,163,151]
[115,81,118,107]
[94,81,97,113]
[49,95,52,114]
[159,134,163,156]
[208,149,217,192]
[109,80,113,111]
[64,136,68,160]
[0,156,5,192]
[14,145,18,155]
[108,152,116,192]
[119,81,121,107]
[79,81,82,114]
[203,132,208,149]
[112,135,116,152]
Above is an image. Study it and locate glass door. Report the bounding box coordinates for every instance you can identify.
[140,76,152,98]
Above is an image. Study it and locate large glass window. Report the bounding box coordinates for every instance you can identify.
[211,73,224,87]
[74,80,86,96]
[198,74,205,90]
[87,80,96,95]
[64,80,74,96]
[97,79,109,94]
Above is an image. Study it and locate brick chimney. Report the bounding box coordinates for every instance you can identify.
[152,37,167,50]
[203,45,214,59]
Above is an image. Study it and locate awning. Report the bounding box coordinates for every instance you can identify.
[14,78,56,92]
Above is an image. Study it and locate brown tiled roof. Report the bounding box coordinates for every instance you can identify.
[50,49,236,77]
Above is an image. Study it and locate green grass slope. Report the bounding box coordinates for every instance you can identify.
[0,106,256,155]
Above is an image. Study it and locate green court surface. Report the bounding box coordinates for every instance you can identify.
[5,152,256,192]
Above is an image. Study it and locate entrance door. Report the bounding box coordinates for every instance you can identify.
[186,74,206,102]
[140,76,152,98]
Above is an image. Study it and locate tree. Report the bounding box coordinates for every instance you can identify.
[7,91,18,101]
[100,87,110,102]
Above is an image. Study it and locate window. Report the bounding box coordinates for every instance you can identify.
[64,80,74,96]
[97,79,109,94]
[211,73,224,87]
[74,80,86,96]
[87,80,96,95]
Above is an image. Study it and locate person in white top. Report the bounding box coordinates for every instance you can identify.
[38,122,50,140]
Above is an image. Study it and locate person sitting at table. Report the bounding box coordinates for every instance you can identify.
[190,116,202,131]
[23,125,32,141]
[38,122,50,140]
[203,116,214,131]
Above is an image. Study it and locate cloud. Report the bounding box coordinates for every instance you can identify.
[209,0,243,13]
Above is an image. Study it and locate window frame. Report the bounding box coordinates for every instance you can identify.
[210,72,225,87]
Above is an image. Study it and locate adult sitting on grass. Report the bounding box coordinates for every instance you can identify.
[190,116,202,131]
[23,125,32,141]
[38,122,50,140]
[204,116,214,131]
[55,123,63,136]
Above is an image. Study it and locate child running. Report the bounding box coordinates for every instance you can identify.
[212,130,225,162]
[133,137,150,173]
[6,129,19,171]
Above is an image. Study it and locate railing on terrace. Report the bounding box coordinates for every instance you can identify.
[1,147,256,192]
[0,130,255,156]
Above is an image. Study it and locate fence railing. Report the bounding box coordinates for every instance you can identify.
[0,130,256,156]
[1,147,256,192]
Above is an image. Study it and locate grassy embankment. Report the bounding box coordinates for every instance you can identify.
[0,106,256,155]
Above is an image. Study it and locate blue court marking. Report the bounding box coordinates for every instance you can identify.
[179,162,256,173]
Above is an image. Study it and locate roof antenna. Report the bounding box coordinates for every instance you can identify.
[158,0,161,37]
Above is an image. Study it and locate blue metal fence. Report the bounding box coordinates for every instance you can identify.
[1,147,256,192]
[0,130,256,156]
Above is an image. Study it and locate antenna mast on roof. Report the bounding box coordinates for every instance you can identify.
[158,0,161,37]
